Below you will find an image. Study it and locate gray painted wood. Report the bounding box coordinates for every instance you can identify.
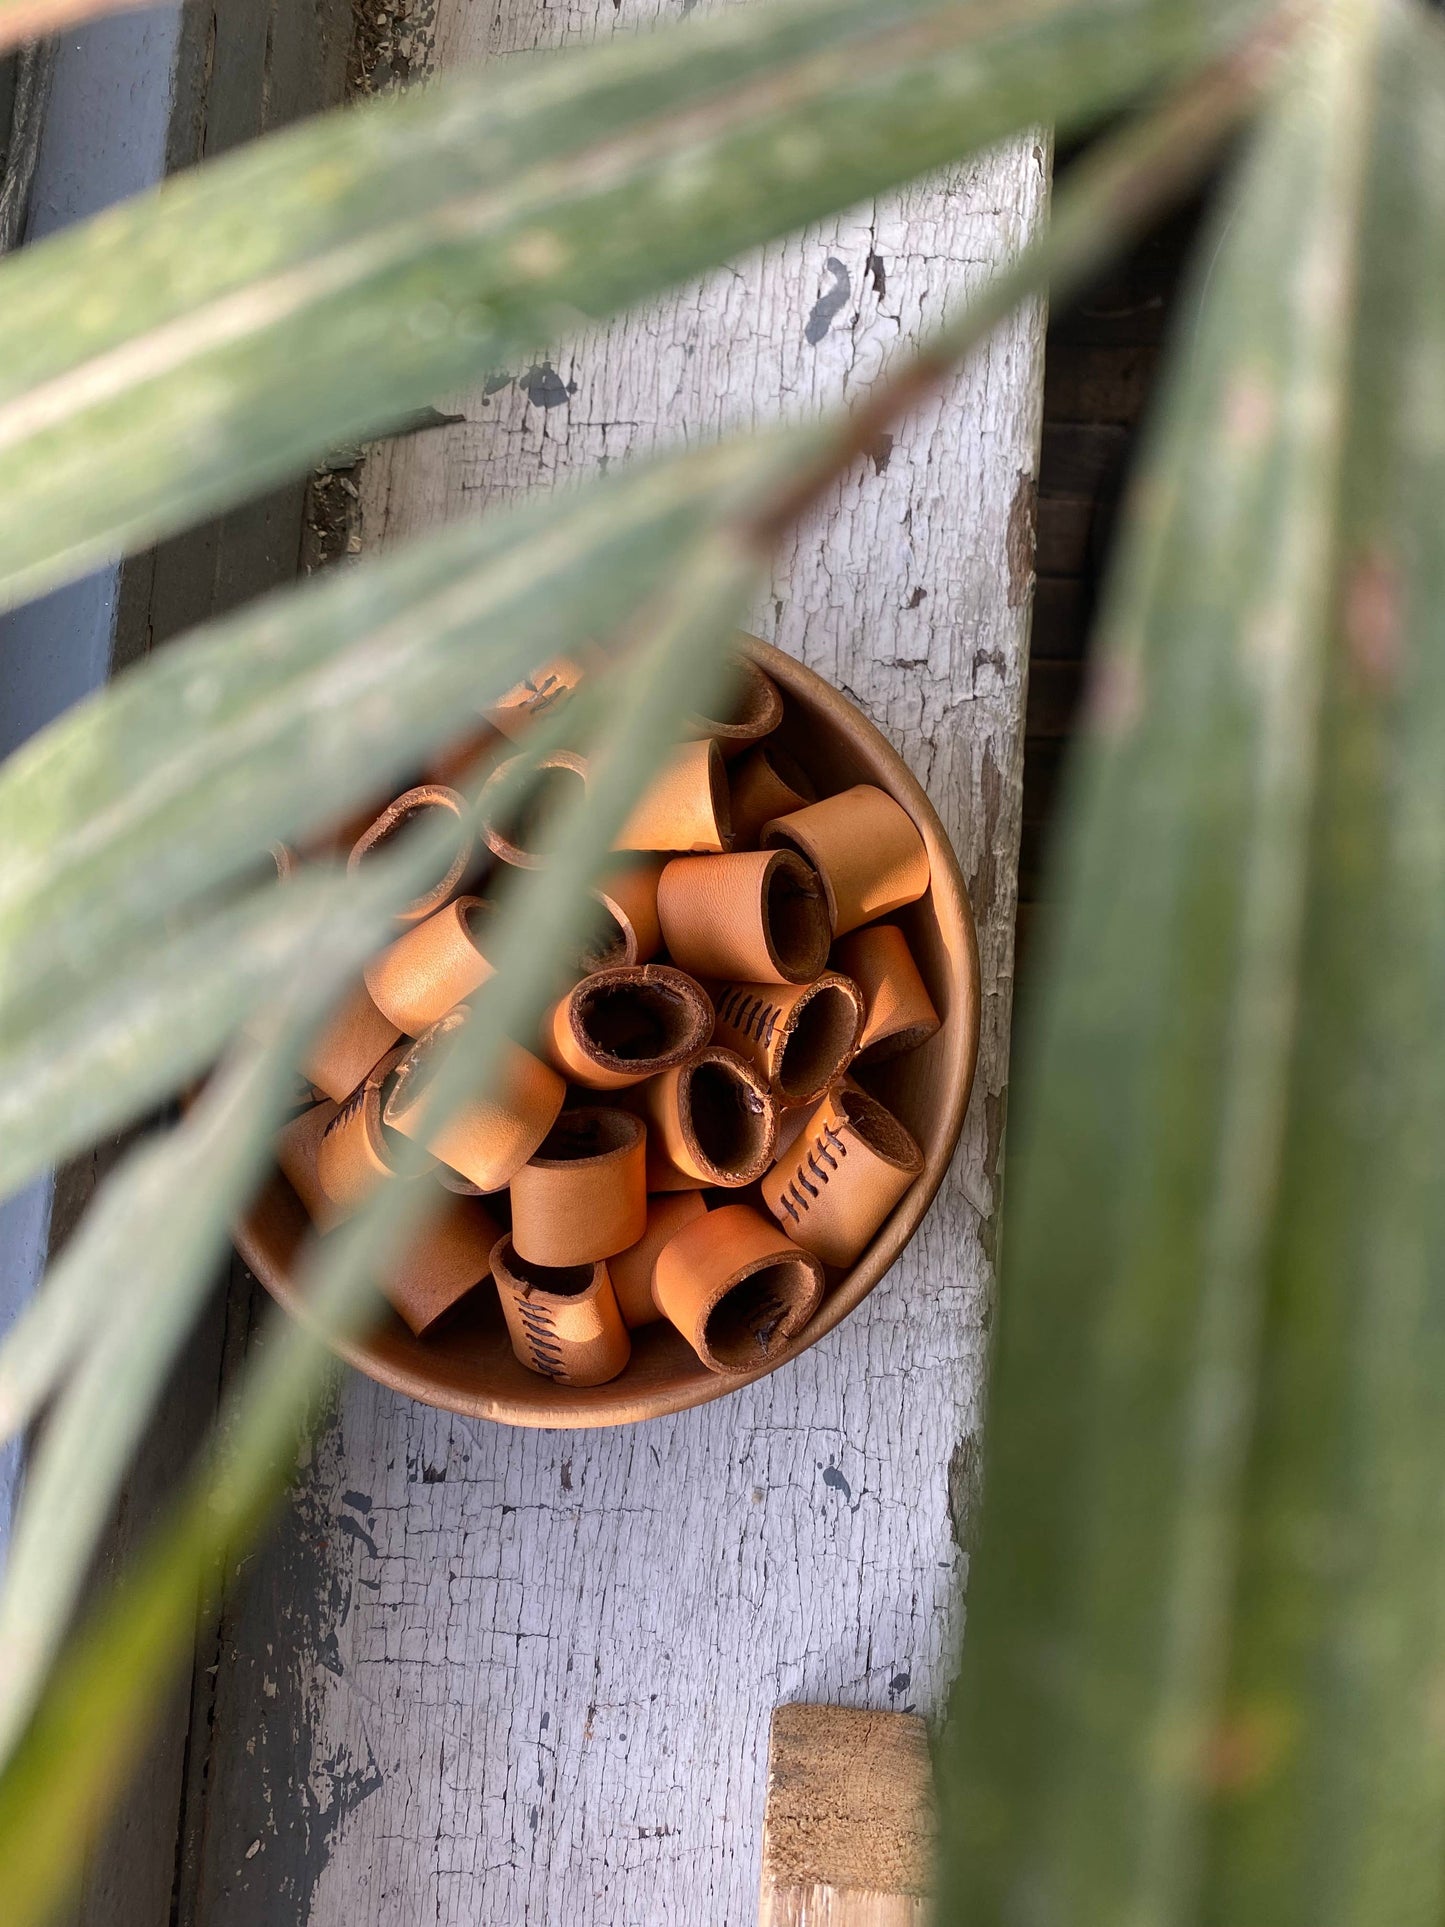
[182,4,1046,1921]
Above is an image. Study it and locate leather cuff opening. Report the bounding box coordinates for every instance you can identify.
[704,1258,811,1368]
[763,852,830,979]
[778,983,858,1101]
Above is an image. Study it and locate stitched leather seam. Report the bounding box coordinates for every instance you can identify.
[783,1124,848,1216]
[717,986,780,1046]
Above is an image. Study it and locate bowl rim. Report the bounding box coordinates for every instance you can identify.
[236,639,981,1428]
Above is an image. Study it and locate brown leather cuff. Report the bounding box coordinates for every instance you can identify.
[348,785,472,925]
[423,719,505,791]
[490,1234,631,1386]
[582,859,666,970]
[831,924,940,1061]
[727,741,816,848]
[364,895,494,1036]
[480,748,588,868]
[301,981,402,1104]
[710,972,864,1107]
[485,654,587,740]
[763,783,930,935]
[510,1109,647,1267]
[656,848,829,985]
[276,1097,342,1230]
[382,1010,566,1193]
[687,653,783,759]
[631,1045,777,1190]
[762,1081,923,1267]
[615,739,731,853]
[385,1194,504,1336]
[314,1046,423,1214]
[540,963,713,1091]
[652,1202,823,1375]
[608,1191,708,1328]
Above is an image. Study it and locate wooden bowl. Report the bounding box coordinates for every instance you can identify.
[236,642,980,1427]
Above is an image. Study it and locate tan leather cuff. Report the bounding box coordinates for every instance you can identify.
[485,654,587,740]
[763,783,930,935]
[348,785,472,925]
[364,895,494,1036]
[301,982,402,1104]
[710,972,864,1107]
[423,719,505,791]
[608,1191,708,1328]
[314,1046,422,1214]
[480,748,588,868]
[727,741,816,848]
[656,848,829,985]
[382,1010,566,1193]
[832,924,940,1061]
[687,653,783,759]
[276,1097,342,1231]
[583,859,665,969]
[615,740,731,853]
[631,1045,777,1190]
[540,963,713,1091]
[652,1202,823,1375]
[510,1109,647,1267]
[762,1081,923,1267]
[384,1193,504,1336]
[490,1234,631,1386]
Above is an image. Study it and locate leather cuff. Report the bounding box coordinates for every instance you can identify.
[727,741,816,848]
[762,1081,923,1267]
[541,963,713,1091]
[485,654,587,740]
[301,981,402,1104]
[763,783,930,935]
[831,924,940,1061]
[510,1109,647,1267]
[608,1191,708,1329]
[583,859,665,970]
[631,1045,777,1190]
[276,1096,342,1231]
[424,719,505,791]
[687,654,783,759]
[348,784,473,925]
[652,1202,823,1375]
[385,1193,505,1336]
[657,848,829,985]
[480,748,588,869]
[710,971,864,1107]
[364,895,494,1036]
[382,1010,566,1193]
[615,740,731,853]
[490,1234,631,1386]
[315,1046,423,1213]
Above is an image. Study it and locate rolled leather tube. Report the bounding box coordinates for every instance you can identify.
[276,1097,342,1231]
[831,924,941,1061]
[727,741,816,848]
[510,1109,648,1268]
[364,895,495,1036]
[608,1192,708,1329]
[581,859,666,970]
[631,1045,777,1191]
[348,784,472,925]
[480,748,588,869]
[686,654,783,759]
[382,1009,565,1193]
[762,1081,924,1268]
[315,1046,423,1214]
[423,718,505,790]
[490,1234,631,1386]
[710,972,864,1107]
[485,654,587,740]
[384,1193,505,1336]
[652,1203,824,1375]
[541,963,713,1092]
[614,739,731,854]
[762,784,930,936]
[656,848,830,986]
[301,980,402,1104]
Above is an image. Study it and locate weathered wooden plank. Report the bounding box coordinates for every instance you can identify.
[180,2,1045,1920]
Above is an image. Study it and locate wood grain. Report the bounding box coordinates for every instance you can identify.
[178,0,1045,1918]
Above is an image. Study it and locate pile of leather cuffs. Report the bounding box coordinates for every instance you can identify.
[273,644,942,1388]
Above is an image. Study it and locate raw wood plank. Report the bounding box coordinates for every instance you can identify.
[180,2,1046,1920]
